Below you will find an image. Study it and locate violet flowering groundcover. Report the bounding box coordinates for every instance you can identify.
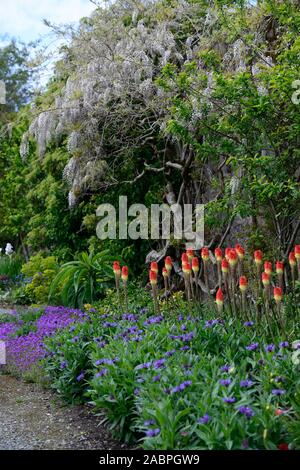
[42,302,300,450]
[0,306,87,376]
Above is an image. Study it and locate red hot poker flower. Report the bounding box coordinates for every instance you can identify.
[295,245,300,260]
[228,249,238,267]
[221,259,229,274]
[274,286,283,302]
[113,261,121,277]
[201,247,209,262]
[216,288,224,306]
[186,249,194,261]
[182,262,191,275]
[214,247,223,263]
[289,252,296,267]
[235,244,245,260]
[121,266,129,282]
[262,272,270,287]
[264,261,272,275]
[276,261,284,275]
[225,247,231,260]
[181,253,188,264]
[165,256,172,272]
[150,262,158,273]
[162,267,168,278]
[149,270,157,285]
[239,276,248,291]
[192,257,199,273]
[254,250,263,265]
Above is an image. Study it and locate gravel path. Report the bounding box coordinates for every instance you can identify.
[0,375,127,450]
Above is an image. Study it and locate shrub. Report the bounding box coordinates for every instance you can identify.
[21,253,59,304]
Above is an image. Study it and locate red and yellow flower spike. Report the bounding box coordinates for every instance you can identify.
[274,286,283,303]
[214,247,222,263]
[228,249,238,268]
[239,276,248,292]
[275,261,284,275]
[221,258,229,275]
[254,250,263,266]
[235,244,245,260]
[121,266,128,283]
[191,257,199,273]
[150,261,158,274]
[264,261,272,275]
[113,261,121,278]
[201,247,209,262]
[165,256,172,273]
[216,288,224,314]
[262,272,270,287]
[289,252,296,267]
[186,249,194,263]
[149,269,157,286]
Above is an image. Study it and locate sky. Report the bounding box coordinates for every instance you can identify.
[0,0,97,84]
[0,0,96,44]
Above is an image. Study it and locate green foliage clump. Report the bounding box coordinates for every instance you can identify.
[20,253,59,304]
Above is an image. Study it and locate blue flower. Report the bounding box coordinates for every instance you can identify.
[165,349,176,357]
[220,364,230,372]
[95,368,108,378]
[246,342,259,351]
[136,361,152,370]
[145,428,160,437]
[144,419,155,427]
[153,358,165,369]
[279,341,289,349]
[222,397,236,403]
[240,379,254,388]
[153,375,161,382]
[265,344,275,353]
[60,361,67,369]
[272,389,285,396]
[76,372,85,382]
[219,378,231,387]
[244,321,254,327]
[198,413,211,424]
[238,406,255,419]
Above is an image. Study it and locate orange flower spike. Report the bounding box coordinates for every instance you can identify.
[201,247,209,262]
[149,269,157,286]
[275,261,284,275]
[264,261,272,275]
[186,249,194,262]
[113,261,121,278]
[289,252,296,267]
[214,247,223,263]
[165,256,172,273]
[162,267,168,278]
[228,249,238,268]
[192,257,199,273]
[274,286,283,303]
[262,272,270,287]
[150,262,158,274]
[216,288,224,312]
[182,262,191,275]
[295,245,300,260]
[181,253,188,264]
[121,266,129,283]
[254,250,263,266]
[221,258,229,274]
[239,276,248,292]
[235,244,245,260]
[225,247,231,261]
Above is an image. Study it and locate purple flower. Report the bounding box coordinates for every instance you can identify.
[171,380,192,394]
[272,389,285,396]
[144,419,155,427]
[153,375,161,382]
[180,345,190,351]
[71,336,79,343]
[238,406,255,418]
[240,379,254,388]
[95,368,108,378]
[198,413,211,424]
[219,378,231,387]
[220,364,230,372]
[204,319,219,329]
[279,341,289,349]
[136,361,152,370]
[246,342,259,351]
[153,358,165,369]
[222,397,236,404]
[244,321,254,327]
[165,349,176,357]
[60,361,67,369]
[134,388,140,395]
[274,376,284,383]
[145,428,160,437]
[265,344,275,353]
[76,372,85,382]
[242,439,249,449]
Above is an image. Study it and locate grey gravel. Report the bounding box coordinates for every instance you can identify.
[0,375,128,450]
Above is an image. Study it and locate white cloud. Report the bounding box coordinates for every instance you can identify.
[0,0,96,42]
